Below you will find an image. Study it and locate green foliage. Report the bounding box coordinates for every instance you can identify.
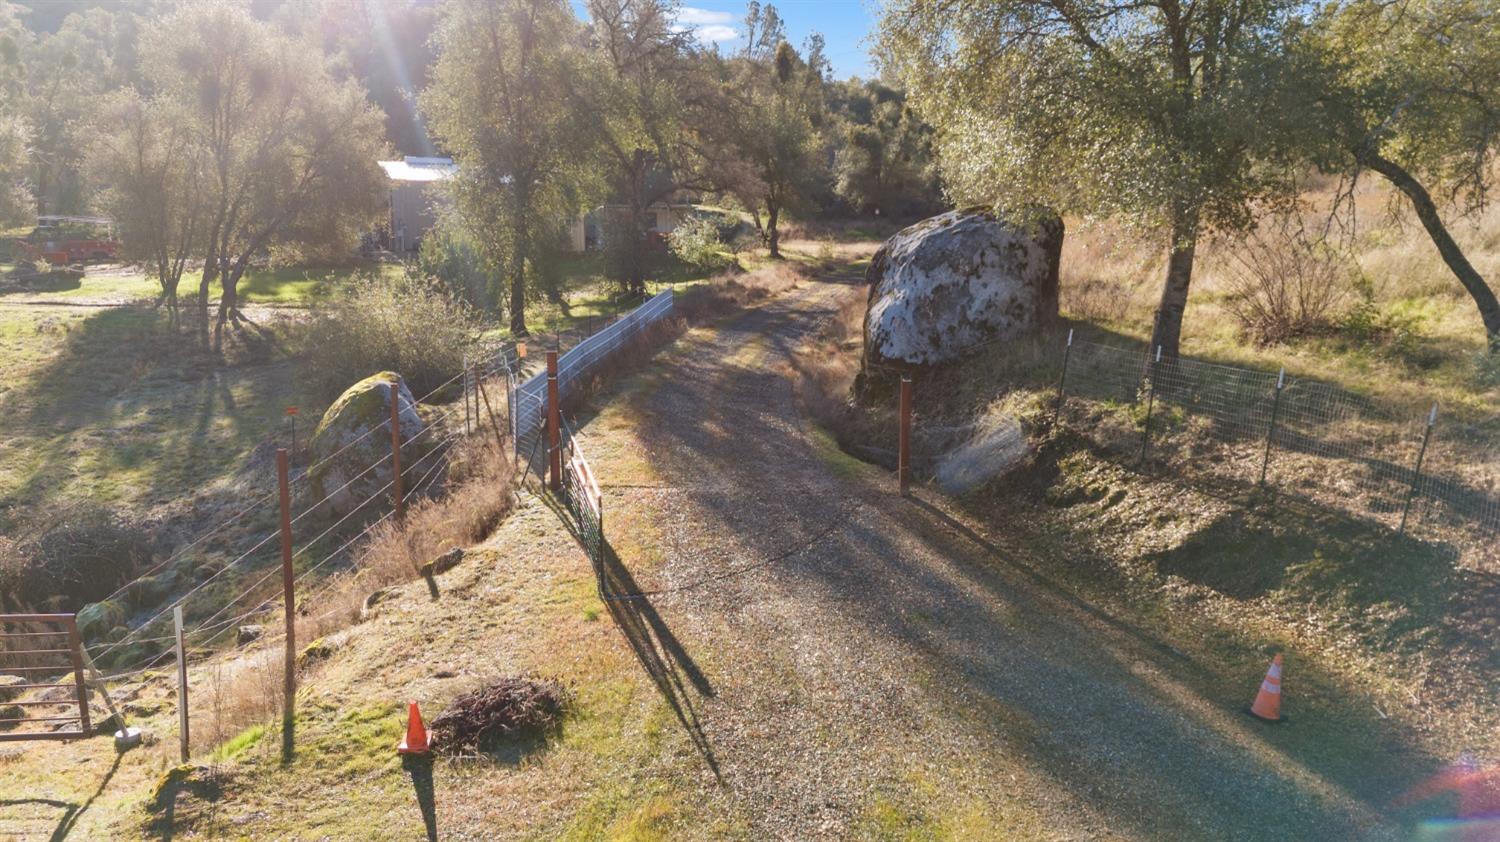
[880,0,1307,234]
[829,81,943,218]
[301,272,480,402]
[722,39,829,256]
[416,213,498,314]
[1338,276,1427,357]
[667,215,729,271]
[424,0,593,335]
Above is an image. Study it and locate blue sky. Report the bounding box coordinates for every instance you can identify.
[573,1,880,80]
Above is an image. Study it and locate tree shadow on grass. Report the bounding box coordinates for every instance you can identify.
[4,305,297,525]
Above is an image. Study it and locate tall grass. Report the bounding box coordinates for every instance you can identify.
[1059,184,1500,416]
[194,432,515,754]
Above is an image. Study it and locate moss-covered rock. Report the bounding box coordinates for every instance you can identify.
[309,372,430,516]
[124,573,177,609]
[0,704,24,729]
[76,599,128,641]
[0,675,27,702]
[297,638,336,669]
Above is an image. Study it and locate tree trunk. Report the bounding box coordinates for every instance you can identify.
[766,203,781,259]
[1149,205,1200,359]
[1363,150,1500,352]
[200,223,221,310]
[508,252,528,336]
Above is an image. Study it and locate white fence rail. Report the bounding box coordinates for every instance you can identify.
[512,289,675,471]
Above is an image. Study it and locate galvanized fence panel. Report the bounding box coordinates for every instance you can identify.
[513,290,674,478]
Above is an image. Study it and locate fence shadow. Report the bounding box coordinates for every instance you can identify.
[537,485,721,780]
[594,537,721,781]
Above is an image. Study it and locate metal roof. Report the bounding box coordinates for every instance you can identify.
[378,156,457,183]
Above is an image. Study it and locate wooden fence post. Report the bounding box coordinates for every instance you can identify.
[174,605,188,762]
[390,385,404,521]
[276,449,295,760]
[547,350,562,493]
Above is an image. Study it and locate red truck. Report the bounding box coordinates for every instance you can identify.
[14,216,120,264]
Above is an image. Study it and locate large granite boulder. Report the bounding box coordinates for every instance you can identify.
[863,207,1063,367]
[309,372,428,516]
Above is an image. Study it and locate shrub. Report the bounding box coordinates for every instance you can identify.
[1338,274,1427,357]
[416,215,496,314]
[667,215,730,271]
[0,504,152,613]
[1221,219,1349,345]
[302,271,480,402]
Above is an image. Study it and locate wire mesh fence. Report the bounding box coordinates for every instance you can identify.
[513,289,675,478]
[1057,335,1499,547]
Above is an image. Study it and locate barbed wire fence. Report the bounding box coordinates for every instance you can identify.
[1055,332,1498,554]
[0,289,674,750]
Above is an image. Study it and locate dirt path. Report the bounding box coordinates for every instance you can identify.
[579,274,1402,840]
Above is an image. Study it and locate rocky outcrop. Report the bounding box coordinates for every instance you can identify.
[863,207,1063,367]
[308,372,427,516]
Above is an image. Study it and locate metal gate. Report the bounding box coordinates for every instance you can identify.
[0,614,92,741]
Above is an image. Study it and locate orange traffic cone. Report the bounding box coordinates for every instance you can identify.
[397,701,430,754]
[1249,654,1284,722]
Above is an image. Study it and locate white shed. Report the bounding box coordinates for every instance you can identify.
[377,156,458,253]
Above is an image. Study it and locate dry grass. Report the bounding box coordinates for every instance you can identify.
[1059,182,1500,419]
[194,433,516,753]
[674,262,810,324]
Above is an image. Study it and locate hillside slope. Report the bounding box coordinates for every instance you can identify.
[1,270,1458,840]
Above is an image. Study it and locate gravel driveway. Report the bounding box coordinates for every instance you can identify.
[583,275,1399,840]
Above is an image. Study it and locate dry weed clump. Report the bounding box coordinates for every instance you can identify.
[789,291,885,450]
[195,651,283,756]
[429,676,571,756]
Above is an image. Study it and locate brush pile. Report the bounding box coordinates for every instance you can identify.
[429,676,571,755]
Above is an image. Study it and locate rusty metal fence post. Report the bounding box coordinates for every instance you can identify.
[276,448,296,760]
[899,374,912,496]
[66,615,90,736]
[547,350,562,493]
[1399,404,1438,535]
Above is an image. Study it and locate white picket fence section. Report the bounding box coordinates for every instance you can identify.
[512,289,675,468]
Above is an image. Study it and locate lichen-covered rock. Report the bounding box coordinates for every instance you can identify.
[236,625,263,646]
[309,372,428,516]
[297,638,336,669]
[0,675,27,703]
[863,207,1063,367]
[0,704,23,730]
[421,547,464,577]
